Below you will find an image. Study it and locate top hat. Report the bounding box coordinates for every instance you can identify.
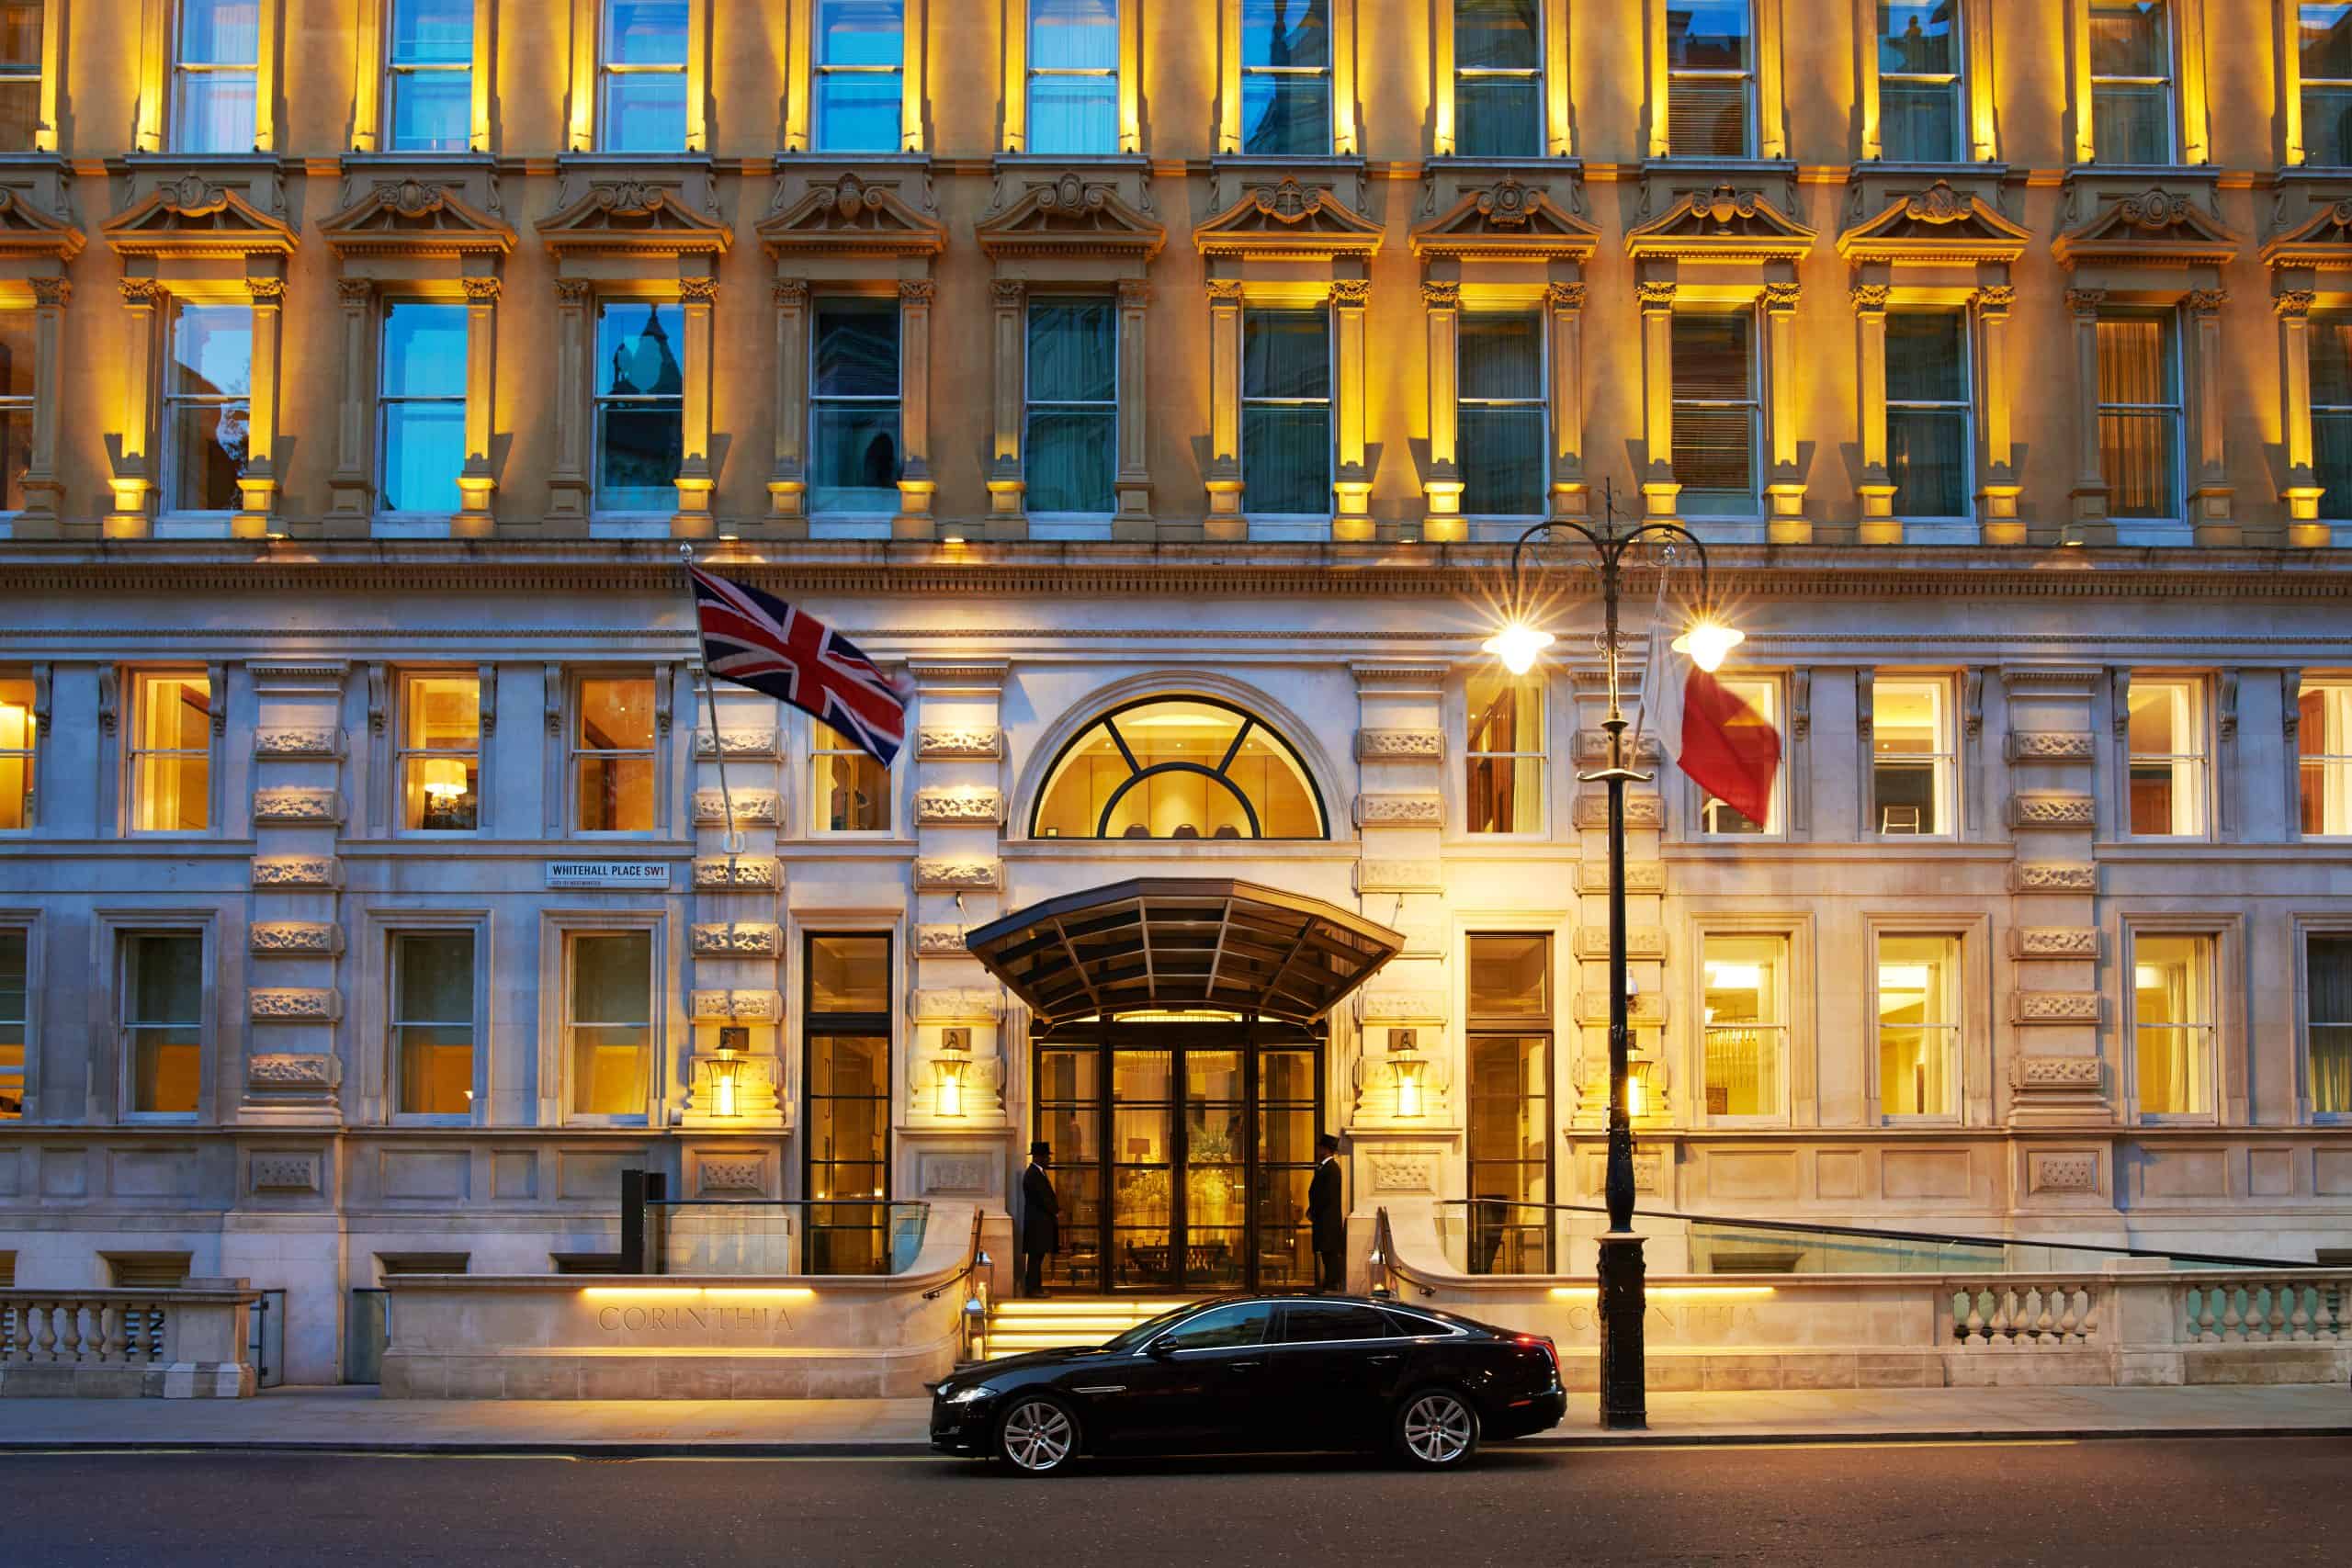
[1030,1140,1052,1159]
[1315,1132,1340,1153]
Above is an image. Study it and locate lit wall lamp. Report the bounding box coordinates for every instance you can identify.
[1389,1028,1427,1120]
[936,1026,971,1118]
[1625,1058,1658,1121]
[711,1026,749,1118]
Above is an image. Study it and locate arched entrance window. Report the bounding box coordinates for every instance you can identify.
[1031,696,1327,840]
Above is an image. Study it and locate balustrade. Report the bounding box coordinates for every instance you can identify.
[2181,1279,2348,1344]
[0,1294,175,1368]
[1950,1281,2099,1346]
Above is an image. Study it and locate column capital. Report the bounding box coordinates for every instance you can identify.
[1329,278,1372,308]
[1636,279,1677,313]
[554,278,593,305]
[1848,282,1890,316]
[899,279,936,303]
[1544,281,1587,311]
[2185,288,2229,318]
[119,278,164,307]
[248,276,288,305]
[460,276,503,304]
[990,277,1026,304]
[2275,288,2317,320]
[1972,283,2017,319]
[334,277,376,307]
[1762,280,1802,314]
[1116,277,1152,308]
[772,278,809,308]
[1419,279,1461,310]
[680,276,718,303]
[28,276,68,309]
[1206,278,1245,304]
[2064,286,2106,320]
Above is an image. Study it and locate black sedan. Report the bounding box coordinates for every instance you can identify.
[930,1293,1566,1475]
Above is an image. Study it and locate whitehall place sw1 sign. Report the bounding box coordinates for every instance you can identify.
[545,861,672,890]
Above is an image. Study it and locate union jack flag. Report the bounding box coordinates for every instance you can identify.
[687,565,910,767]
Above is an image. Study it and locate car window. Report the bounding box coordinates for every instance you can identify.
[1379,1307,1457,1337]
[1278,1304,1396,1344]
[1161,1301,1272,1350]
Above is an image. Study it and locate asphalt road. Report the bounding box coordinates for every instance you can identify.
[11,1437,2350,1567]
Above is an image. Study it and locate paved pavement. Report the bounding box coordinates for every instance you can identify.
[11,1437,2352,1566]
[0,1381,2345,1453]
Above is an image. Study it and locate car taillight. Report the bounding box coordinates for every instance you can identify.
[1516,1334,1560,1376]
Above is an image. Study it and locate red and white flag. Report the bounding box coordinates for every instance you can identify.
[1642,623,1780,826]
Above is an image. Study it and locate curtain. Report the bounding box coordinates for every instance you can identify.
[2313,937,2352,1115]
[1455,0,1539,155]
[1670,313,1756,511]
[2097,317,2177,518]
[1029,0,1117,154]
[1242,310,1329,513]
[1459,312,1544,515]
[2089,1,2170,164]
[1026,300,1116,513]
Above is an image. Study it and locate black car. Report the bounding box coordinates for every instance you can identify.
[930,1293,1566,1475]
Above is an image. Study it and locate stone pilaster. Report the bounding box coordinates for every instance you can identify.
[232,271,287,538]
[1330,277,1374,539]
[767,278,809,531]
[1113,277,1155,533]
[1204,278,1245,535]
[542,278,593,534]
[1545,280,1589,521]
[324,278,377,534]
[671,273,718,536]
[1636,278,1679,519]
[2186,288,2237,546]
[1349,661,1453,1135]
[2064,287,2117,545]
[1419,278,1464,535]
[1973,283,2024,544]
[243,663,349,1126]
[682,665,785,1130]
[891,279,938,537]
[1762,276,1809,543]
[1850,276,1897,541]
[1570,660,1668,1132]
[13,276,70,536]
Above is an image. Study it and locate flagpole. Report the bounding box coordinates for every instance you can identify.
[679,544,742,857]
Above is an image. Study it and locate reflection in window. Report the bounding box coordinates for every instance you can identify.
[400,672,480,831]
[1877,933,1959,1116]
[1466,670,1542,834]
[2134,932,2211,1116]
[806,933,890,1274]
[386,0,472,152]
[165,305,253,514]
[1671,310,1758,515]
[175,0,259,153]
[1459,310,1546,516]
[1886,310,1971,519]
[1697,678,1779,834]
[1455,0,1540,157]
[1029,0,1117,154]
[2303,3,2352,166]
[2089,0,2174,165]
[1876,0,1962,162]
[2127,677,2203,837]
[1032,696,1325,840]
[0,928,24,1119]
[0,672,33,829]
[568,930,651,1117]
[814,0,904,153]
[1467,933,1551,1275]
[1242,307,1330,515]
[1240,0,1331,155]
[1166,1300,1272,1348]
[2309,933,2352,1115]
[2301,680,2352,836]
[2311,312,2352,517]
[594,301,684,513]
[394,931,474,1116]
[574,675,656,832]
[2097,311,2181,521]
[1702,932,1785,1119]
[1026,299,1116,514]
[379,302,467,514]
[124,931,203,1116]
[814,720,888,833]
[0,305,29,511]
[1468,931,1549,1015]
[811,299,902,514]
[600,0,687,152]
[0,0,40,152]
[1871,677,1952,835]
[130,671,211,833]
[1665,0,1753,157]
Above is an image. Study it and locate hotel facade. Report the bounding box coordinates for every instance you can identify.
[3,0,2352,1387]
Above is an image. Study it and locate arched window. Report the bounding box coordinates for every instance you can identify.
[1032,696,1327,840]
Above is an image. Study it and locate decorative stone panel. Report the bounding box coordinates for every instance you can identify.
[1354,861,1442,894]
[1572,794,1665,829]
[2007,731,2097,762]
[1357,728,1443,760]
[251,857,341,889]
[250,1153,322,1193]
[695,1156,768,1195]
[694,728,779,759]
[693,856,780,889]
[919,1155,993,1195]
[2010,862,2098,893]
[918,727,1002,760]
[689,989,782,1021]
[2011,991,2102,1024]
[2029,1152,2100,1194]
[1577,861,1666,893]
[1572,927,1666,961]
[2009,793,2097,829]
[915,859,1001,891]
[251,788,343,825]
[246,1054,340,1089]
[1357,990,1448,1023]
[249,987,343,1022]
[691,922,781,956]
[1573,729,1663,763]
[911,988,1002,1023]
[250,922,344,955]
[1369,1152,1435,1192]
[2012,927,2099,958]
[1575,989,1666,1025]
[915,787,1005,826]
[693,789,779,826]
[1353,793,1442,827]
[914,924,968,955]
[253,728,344,759]
[2011,1055,2102,1089]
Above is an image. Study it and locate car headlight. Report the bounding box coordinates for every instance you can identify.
[946,1383,994,1404]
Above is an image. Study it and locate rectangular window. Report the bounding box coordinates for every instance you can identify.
[2089,0,2175,164]
[814,720,888,833]
[2310,311,2352,517]
[399,671,480,832]
[385,0,472,152]
[1697,676,1779,834]
[0,928,24,1119]
[0,309,28,512]
[1241,307,1331,515]
[1671,310,1758,515]
[2133,931,2212,1116]
[0,0,40,152]
[1029,0,1117,155]
[1239,0,1332,155]
[1455,0,1541,157]
[1465,933,1552,1273]
[1666,0,1753,157]
[567,930,651,1118]
[379,301,467,515]
[1886,309,1972,518]
[1875,0,1962,162]
[811,299,902,515]
[2303,3,2352,165]
[0,671,33,829]
[164,304,253,515]
[1025,298,1117,514]
[130,671,211,834]
[1459,310,1546,516]
[1871,677,1954,835]
[2310,933,2352,1115]
[1465,668,1543,833]
[594,300,683,513]
[2097,310,2182,520]
[123,931,203,1117]
[1702,932,1785,1119]
[804,933,891,1274]
[1876,932,1959,1117]
[2300,679,2352,836]
[573,675,656,833]
[392,931,474,1117]
[599,0,686,152]
[814,0,904,153]
[2127,676,2205,837]
[174,0,259,153]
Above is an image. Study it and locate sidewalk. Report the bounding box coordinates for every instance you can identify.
[0,1382,2345,1455]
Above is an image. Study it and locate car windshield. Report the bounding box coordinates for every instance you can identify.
[1094,1301,1226,1355]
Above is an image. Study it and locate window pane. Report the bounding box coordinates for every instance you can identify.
[1872,680,1946,833]
[818,0,903,63]
[578,677,655,750]
[1888,408,1969,517]
[815,301,900,398]
[168,403,248,512]
[2092,84,2171,164]
[1457,0,1538,68]
[1243,309,1329,400]
[0,676,32,830]
[2099,315,2177,401]
[1672,311,1752,398]
[603,73,684,152]
[597,302,684,398]
[1877,933,1957,1116]
[1025,409,1116,513]
[2313,313,2352,407]
[2304,1,2352,77]
[176,72,255,153]
[173,307,254,400]
[1668,0,1750,67]
[390,72,471,151]
[139,673,212,752]
[1460,311,1542,400]
[2306,85,2352,165]
[1028,75,1117,154]
[129,933,204,1024]
[0,0,39,64]
[1165,1300,1272,1349]
[2311,934,2352,1113]
[390,0,472,62]
[814,733,889,831]
[815,72,904,152]
[1702,933,1783,1116]
[403,673,479,750]
[1668,79,1748,157]
[397,932,475,1024]
[1241,0,1329,65]
[1241,75,1331,155]
[1033,0,1117,66]
[2090,0,2167,78]
[181,0,257,63]
[383,402,465,513]
[596,403,682,510]
[0,927,22,1119]
[1671,406,1754,508]
[1877,0,1957,73]
[134,1031,202,1113]
[0,79,33,155]
[571,931,651,1023]
[2135,933,2208,1114]
[605,0,685,62]
[399,1023,473,1115]
[1887,310,1968,402]
[1459,406,1546,515]
[1881,81,1960,162]
[1456,78,1541,157]
[0,405,27,513]
[1242,405,1330,513]
[810,405,902,513]
[1028,300,1117,403]
[383,299,467,396]
[1468,933,1548,1016]
[808,934,890,1013]
[2100,412,2179,517]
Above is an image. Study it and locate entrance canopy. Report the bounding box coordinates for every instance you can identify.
[966,878,1405,1033]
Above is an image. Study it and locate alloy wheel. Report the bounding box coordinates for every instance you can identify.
[999,1399,1076,1473]
[1401,1392,1476,1466]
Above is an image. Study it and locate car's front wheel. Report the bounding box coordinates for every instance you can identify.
[993,1395,1081,1476]
[1393,1387,1480,1470]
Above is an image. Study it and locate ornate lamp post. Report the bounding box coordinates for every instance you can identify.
[1482,489,1740,1431]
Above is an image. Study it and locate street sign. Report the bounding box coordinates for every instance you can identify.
[544,861,672,890]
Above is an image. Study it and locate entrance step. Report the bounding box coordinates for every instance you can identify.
[979,1297,1197,1359]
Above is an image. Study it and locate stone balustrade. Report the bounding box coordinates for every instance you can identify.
[2182,1279,2350,1344]
[1949,1281,2100,1348]
[0,1288,258,1398]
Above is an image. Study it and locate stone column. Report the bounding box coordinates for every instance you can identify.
[1762,277,1808,543]
[1204,278,1245,536]
[1331,277,1373,540]
[324,278,377,535]
[1420,279,1464,537]
[2064,286,2115,545]
[1637,279,1679,518]
[544,278,593,534]
[232,273,287,539]
[1546,280,1589,520]
[13,276,69,536]
[455,275,500,536]
[1114,277,1154,534]
[107,279,161,537]
[2187,288,2237,546]
[672,274,718,536]
[1851,278,1897,543]
[891,279,937,537]
[1973,283,2024,545]
[2275,288,2329,546]
[986,277,1025,524]
[768,279,808,532]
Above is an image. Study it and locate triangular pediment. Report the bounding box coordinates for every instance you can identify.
[101,175,296,259]
[321,179,515,258]
[537,182,732,257]
[2052,186,2244,268]
[1836,180,2030,264]
[1193,177,1383,260]
[2262,197,2352,270]
[1624,185,1816,262]
[0,186,85,261]
[975,173,1165,261]
[755,173,946,258]
[1410,178,1598,261]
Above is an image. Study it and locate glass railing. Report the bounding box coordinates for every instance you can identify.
[649,1200,931,1277]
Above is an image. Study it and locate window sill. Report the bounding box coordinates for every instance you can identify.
[121,1112,200,1125]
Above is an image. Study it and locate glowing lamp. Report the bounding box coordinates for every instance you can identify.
[1625,1059,1658,1120]
[1483,622,1556,676]
[1672,618,1745,673]
[420,759,469,800]
[935,1055,968,1118]
[711,1026,748,1118]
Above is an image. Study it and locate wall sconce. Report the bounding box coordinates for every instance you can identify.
[1625,1058,1658,1121]
[712,1026,749,1118]
[1389,1028,1426,1120]
[936,1026,970,1118]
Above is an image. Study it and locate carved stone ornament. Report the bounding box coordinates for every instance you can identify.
[1370,1153,1435,1192]
[2011,1055,2103,1089]
[1357,990,1448,1023]
[693,856,780,889]
[100,176,298,260]
[758,172,949,258]
[697,1158,766,1194]
[461,276,503,303]
[2064,287,2107,319]
[251,857,341,890]
[0,186,86,265]
[253,728,343,759]
[1574,729,1662,764]
[2028,1153,2099,1194]
[689,989,782,1021]
[694,789,780,826]
[916,788,1006,826]
[918,727,1002,760]
[694,728,778,759]
[1353,793,1442,827]
[2006,731,2097,762]
[1354,861,1442,894]
[1193,177,1384,261]
[1357,728,1442,760]
[922,1157,991,1196]
[1625,184,1817,263]
[1849,281,1892,313]
[691,922,782,956]
[1545,281,1588,310]
[250,922,343,956]
[914,924,969,956]
[2052,187,2245,268]
[2011,991,2103,1024]
[1573,927,1666,961]
[1835,180,2033,265]
[1419,279,1461,309]
[249,987,343,1022]
[28,276,69,307]
[250,1154,322,1194]
[251,788,343,825]
[913,987,1002,1023]
[1573,794,1665,829]
[2010,862,2098,893]
[1637,279,1679,310]
[974,173,1167,261]
[317,179,516,259]
[1577,860,1666,894]
[2012,927,2099,958]
[2008,793,2097,829]
[1329,277,1372,307]
[916,859,1002,891]
[1576,989,1666,1025]
[537,181,733,259]
[246,1054,340,1089]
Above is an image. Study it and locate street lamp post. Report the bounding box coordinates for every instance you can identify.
[1483,487,1737,1432]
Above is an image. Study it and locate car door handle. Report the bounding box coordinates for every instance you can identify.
[1368,1354,1400,1365]
[1227,1360,1262,1371]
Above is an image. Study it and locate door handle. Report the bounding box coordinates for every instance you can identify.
[1227,1360,1262,1371]
[1368,1354,1400,1365]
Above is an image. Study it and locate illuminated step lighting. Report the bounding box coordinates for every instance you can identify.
[1547,1285,1777,1300]
[579,1286,818,1301]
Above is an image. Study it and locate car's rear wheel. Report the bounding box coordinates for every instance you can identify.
[1393,1388,1480,1469]
[993,1395,1080,1476]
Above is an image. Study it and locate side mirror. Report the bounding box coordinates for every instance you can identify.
[1145,1337,1177,1359]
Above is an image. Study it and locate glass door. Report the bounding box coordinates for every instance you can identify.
[1253,1046,1317,1289]
[1035,1044,1103,1292]
[1110,1048,1174,1290]
[1182,1051,1247,1291]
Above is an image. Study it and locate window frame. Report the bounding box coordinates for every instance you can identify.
[2300,920,2352,1122]
[1456,306,1550,520]
[0,0,50,155]
[2124,672,2209,840]
[1027,692,1331,841]
[1449,0,1545,160]
[560,923,659,1125]
[381,0,475,153]
[591,297,686,519]
[0,917,34,1122]
[1664,0,1757,159]
[596,0,690,153]
[170,0,261,154]
[1690,673,1783,838]
[569,670,661,837]
[117,924,209,1124]
[1883,306,1975,523]
[0,668,36,832]
[2095,306,2186,524]
[1869,929,1963,1122]
[810,716,894,837]
[1239,302,1335,521]
[0,304,33,513]
[160,299,254,522]
[2300,677,2352,838]
[1669,305,1763,518]
[1464,931,1555,1274]
[808,294,905,520]
[396,668,483,836]
[2124,922,2222,1122]
[125,667,216,838]
[1464,667,1548,837]
[1870,673,1958,839]
[1023,0,1119,156]
[1871,0,1967,164]
[800,930,896,1275]
[1693,922,1802,1127]
[1237,0,1337,157]
[1023,293,1120,518]
[2310,308,2352,519]
[390,927,480,1123]
[376,298,469,519]
[2086,0,2178,165]
[811,0,908,155]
